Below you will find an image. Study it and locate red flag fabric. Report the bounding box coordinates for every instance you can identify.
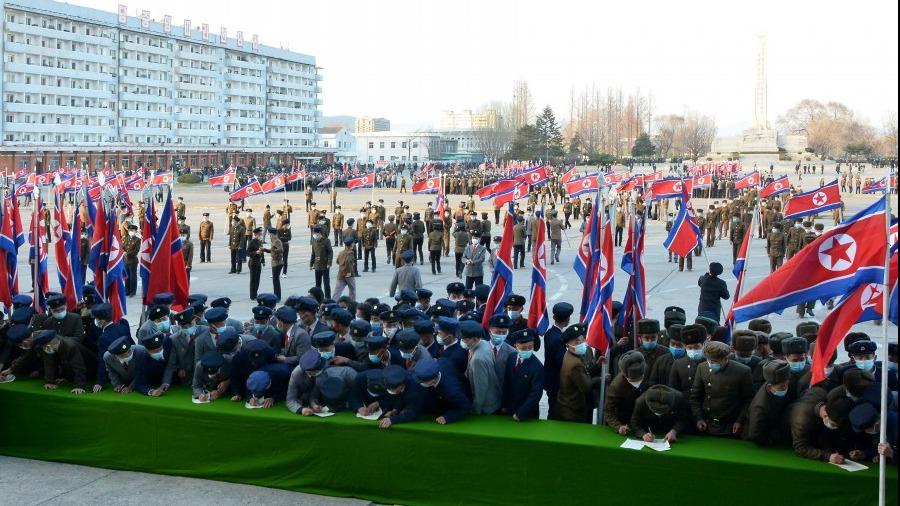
[565,176,599,197]
[124,175,146,191]
[229,179,264,201]
[783,180,842,220]
[692,174,712,189]
[476,179,517,201]
[494,182,528,206]
[209,172,236,187]
[560,166,579,184]
[347,173,375,191]
[150,171,174,186]
[261,174,286,194]
[412,176,441,194]
[734,172,761,190]
[516,166,551,186]
[759,176,791,199]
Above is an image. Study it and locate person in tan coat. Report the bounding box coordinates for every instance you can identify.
[557,324,601,423]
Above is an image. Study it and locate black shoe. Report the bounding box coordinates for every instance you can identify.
[228,270,236,274]
[807,309,815,317]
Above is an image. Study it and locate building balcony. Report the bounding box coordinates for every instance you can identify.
[4,21,114,47]
[120,92,174,104]
[119,58,171,73]
[120,126,173,136]
[224,57,267,71]
[4,42,114,66]
[5,62,115,83]
[223,129,265,138]
[120,109,173,121]
[225,72,266,85]
[175,112,220,122]
[3,122,113,134]
[224,101,266,112]
[175,97,220,108]
[224,115,265,126]
[174,65,221,79]
[175,50,220,64]
[175,80,220,93]
[3,82,113,99]
[5,102,114,117]
[120,74,171,88]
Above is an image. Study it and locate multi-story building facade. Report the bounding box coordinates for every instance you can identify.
[439,109,498,130]
[353,132,440,164]
[318,126,356,163]
[0,0,329,172]
[355,116,390,133]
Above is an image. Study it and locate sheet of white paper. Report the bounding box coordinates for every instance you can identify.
[644,439,671,452]
[356,408,383,421]
[832,460,868,472]
[244,402,264,409]
[0,375,15,384]
[314,411,336,417]
[192,397,210,404]
[619,439,646,451]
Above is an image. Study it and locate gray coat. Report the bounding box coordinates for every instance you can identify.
[309,366,358,411]
[389,264,423,297]
[465,341,502,414]
[102,345,148,389]
[191,359,231,398]
[283,324,311,367]
[166,326,211,385]
[490,342,515,391]
[462,244,487,278]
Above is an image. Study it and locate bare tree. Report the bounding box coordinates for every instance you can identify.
[511,81,534,131]
[654,114,684,159]
[880,112,898,157]
[680,112,717,162]
[473,125,512,161]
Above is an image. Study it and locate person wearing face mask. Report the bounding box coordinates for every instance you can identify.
[433,316,467,378]
[412,318,439,361]
[36,294,85,345]
[341,319,373,371]
[229,339,277,402]
[542,303,573,419]
[136,333,173,396]
[766,223,786,273]
[362,334,401,371]
[414,358,471,425]
[286,349,329,414]
[781,337,813,401]
[360,219,379,273]
[458,320,501,414]
[246,306,283,353]
[102,337,147,394]
[272,305,308,367]
[849,402,897,464]
[392,224,413,268]
[500,329,544,422]
[377,365,425,430]
[137,305,171,342]
[633,319,668,380]
[690,341,754,437]
[394,329,431,370]
[486,315,515,390]
[275,219,292,277]
[730,331,761,372]
[164,307,209,386]
[0,324,41,382]
[784,219,806,260]
[427,221,445,275]
[629,384,689,444]
[227,216,245,274]
[789,390,856,462]
[191,351,230,402]
[648,324,683,387]
[382,215,398,265]
[30,329,94,394]
[828,340,889,393]
[462,230,486,289]
[605,351,649,434]
[558,324,602,423]
[744,360,792,446]
[244,364,291,409]
[198,212,214,263]
[308,225,333,299]
[123,224,141,295]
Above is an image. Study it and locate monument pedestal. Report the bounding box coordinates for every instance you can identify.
[741,128,779,154]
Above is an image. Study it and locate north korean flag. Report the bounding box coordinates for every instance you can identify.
[663,183,703,257]
[561,166,580,184]
[734,171,761,190]
[759,176,791,199]
[229,179,263,201]
[261,174,286,194]
[584,205,614,352]
[861,177,887,194]
[565,176,599,197]
[209,172,236,187]
[494,182,528,206]
[783,180,842,220]
[412,176,441,194]
[481,202,516,328]
[527,208,550,336]
[602,172,629,186]
[124,175,147,191]
[35,172,55,186]
[347,173,375,191]
[477,179,517,201]
[731,198,887,323]
[616,175,642,193]
[692,174,712,189]
[286,169,306,183]
[516,165,551,186]
[650,178,693,201]
[150,171,174,186]
[643,171,664,183]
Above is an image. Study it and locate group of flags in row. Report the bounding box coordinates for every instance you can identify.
[225,168,307,201]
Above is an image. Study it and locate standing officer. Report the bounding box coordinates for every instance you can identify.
[729,214,746,262]
[393,224,413,267]
[547,211,563,264]
[181,227,194,278]
[785,220,805,260]
[501,328,544,421]
[123,224,140,296]
[267,227,284,301]
[634,319,668,378]
[512,217,526,269]
[453,223,470,278]
[228,216,245,274]
[198,213,213,263]
[332,205,345,246]
[766,223,786,272]
[462,232,487,289]
[459,320,502,414]
[411,212,426,265]
[310,226,333,299]
[276,219,292,277]
[543,302,572,419]
[361,219,378,273]
[427,222,444,275]
[334,237,357,301]
[247,227,264,300]
[558,324,601,423]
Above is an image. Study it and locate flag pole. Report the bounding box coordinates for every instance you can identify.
[876,189,891,506]
[594,186,608,426]
[32,188,40,312]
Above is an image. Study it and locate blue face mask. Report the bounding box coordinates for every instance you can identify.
[320,350,335,360]
[788,360,807,373]
[253,324,267,333]
[351,340,366,349]
[371,323,383,335]
[182,325,196,336]
[771,387,788,398]
[641,340,657,351]
[436,336,445,346]
[150,351,164,361]
[670,347,685,359]
[686,349,703,361]
[855,359,875,372]
[400,350,415,360]
[460,340,470,350]
[490,333,507,346]
[734,355,752,365]
[518,350,534,360]
[368,354,381,363]
[708,362,722,373]
[53,310,68,320]
[157,321,171,333]
[507,310,521,320]
[571,342,588,356]
[888,362,898,372]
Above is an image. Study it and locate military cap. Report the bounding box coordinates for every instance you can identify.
[401,250,415,261]
[802,220,813,228]
[311,331,336,348]
[437,317,459,334]
[488,314,512,328]
[694,316,718,336]
[187,293,208,305]
[204,307,228,324]
[11,307,36,324]
[189,301,206,316]
[664,308,687,329]
[296,296,319,313]
[842,369,875,397]
[667,324,684,342]
[510,328,538,344]
[552,302,574,320]
[428,300,455,318]
[795,321,819,341]
[455,300,475,314]
[349,319,372,338]
[754,331,769,344]
[762,360,791,385]
[637,319,660,335]
[252,306,273,320]
[781,336,809,355]
[284,295,302,308]
[413,320,435,335]
[395,330,420,350]
[825,395,854,427]
[46,294,67,309]
[703,341,730,360]
[471,229,481,238]
[474,284,490,302]
[464,288,476,300]
[32,329,57,346]
[245,339,271,363]
[256,293,278,308]
[330,308,353,327]
[849,403,879,433]
[366,334,387,350]
[379,310,400,324]
[396,289,417,303]
[383,365,407,389]
[90,303,113,320]
[458,310,481,323]
[300,349,325,371]
[414,358,440,382]
[246,370,271,395]
[446,282,466,294]
[147,305,170,321]
[709,262,724,276]
[339,235,354,246]
[732,330,758,352]
[375,302,392,314]
[618,351,646,380]
[215,329,240,352]
[645,385,678,414]
[848,340,877,356]
[843,332,870,352]
[747,319,772,334]
[210,297,233,309]
[82,286,102,305]
[270,306,296,324]
[153,292,174,305]
[200,351,225,373]
[768,332,791,354]
[140,333,164,350]
[458,320,485,340]
[5,324,32,344]
[562,324,587,343]
[319,376,346,402]
[174,308,196,325]
[505,294,526,307]
[416,288,433,300]
[366,370,387,394]
[108,336,132,355]
[12,294,33,308]
[814,223,824,231]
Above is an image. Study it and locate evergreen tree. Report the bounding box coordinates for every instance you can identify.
[535,106,564,159]
[631,133,655,158]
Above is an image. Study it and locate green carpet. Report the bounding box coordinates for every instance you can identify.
[0,380,894,506]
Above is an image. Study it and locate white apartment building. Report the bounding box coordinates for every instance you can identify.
[353,132,440,164]
[318,125,356,163]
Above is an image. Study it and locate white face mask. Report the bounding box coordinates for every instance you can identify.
[471,238,479,245]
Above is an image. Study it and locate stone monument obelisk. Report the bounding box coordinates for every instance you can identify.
[741,35,779,155]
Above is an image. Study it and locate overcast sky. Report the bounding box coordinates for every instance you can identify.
[83,0,898,134]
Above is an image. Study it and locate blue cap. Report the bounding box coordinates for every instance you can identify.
[252,306,274,320]
[459,320,484,340]
[488,314,512,328]
[140,333,164,350]
[416,288,433,299]
[474,284,490,301]
[413,320,435,334]
[458,310,481,322]
[46,294,67,309]
[153,292,174,305]
[244,339,271,363]
[366,334,387,351]
[300,349,325,371]
[32,329,57,346]
[849,403,878,432]
[446,282,465,294]
[330,308,352,326]
[395,330,420,350]
[380,310,400,323]
[210,297,233,309]
[11,307,35,325]
[383,365,407,388]
[343,236,355,246]
[90,303,113,320]
[296,296,319,313]
[396,289,417,303]
[349,319,372,337]
[275,306,298,323]
[147,305,169,321]
[12,294,33,308]
[413,358,440,382]
[6,324,32,344]
[82,286,102,304]
[187,293,208,305]
[319,376,345,402]
[510,328,538,344]
[849,340,877,355]
[256,293,278,308]
[174,308,196,325]
[401,250,415,261]
[215,328,240,352]
[365,370,386,393]
[436,317,459,334]
[455,300,475,314]
[204,307,228,324]
[311,331,336,348]
[246,370,271,395]
[505,294,526,307]
[199,351,225,372]
[552,302,574,319]
[108,336,132,354]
